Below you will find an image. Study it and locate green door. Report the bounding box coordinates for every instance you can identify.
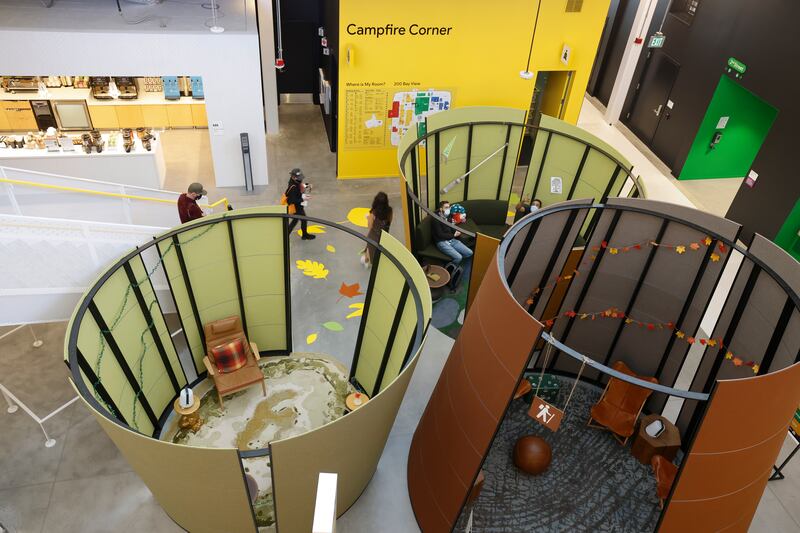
[678,75,777,180]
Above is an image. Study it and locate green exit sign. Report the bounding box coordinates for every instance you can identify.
[727,57,747,76]
[648,32,666,48]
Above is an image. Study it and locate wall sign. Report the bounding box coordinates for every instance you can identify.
[561,44,571,66]
[727,57,747,79]
[745,169,758,188]
[648,32,666,48]
[716,116,730,129]
[550,176,563,194]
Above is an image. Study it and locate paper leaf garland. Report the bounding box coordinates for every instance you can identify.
[306,333,318,345]
[346,303,364,319]
[326,245,336,253]
[296,224,327,237]
[339,282,363,299]
[322,321,344,332]
[295,259,329,279]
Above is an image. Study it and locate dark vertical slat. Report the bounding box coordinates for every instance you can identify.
[603,220,670,366]
[373,285,411,395]
[527,210,579,313]
[551,209,622,367]
[758,297,795,375]
[350,250,381,380]
[227,219,248,335]
[495,124,513,201]
[77,348,127,425]
[138,251,189,384]
[463,124,474,201]
[124,261,180,393]
[701,265,761,394]
[566,146,591,201]
[507,218,542,287]
[434,132,441,207]
[530,131,552,200]
[88,301,159,429]
[600,166,623,202]
[155,238,198,374]
[282,218,293,353]
[655,239,720,380]
[172,234,206,349]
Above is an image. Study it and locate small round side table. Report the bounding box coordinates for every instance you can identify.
[631,414,681,465]
[346,392,369,412]
[173,396,203,433]
[424,264,451,302]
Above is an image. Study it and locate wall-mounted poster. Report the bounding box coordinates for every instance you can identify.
[388,89,452,145]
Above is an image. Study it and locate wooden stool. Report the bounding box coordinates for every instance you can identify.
[631,414,681,465]
[174,396,203,433]
[346,392,370,412]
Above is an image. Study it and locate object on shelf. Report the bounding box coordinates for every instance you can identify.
[162,76,180,100]
[90,129,104,153]
[142,76,163,92]
[122,128,135,153]
[3,76,38,93]
[178,76,192,97]
[190,76,204,99]
[89,76,112,99]
[60,76,73,87]
[81,133,92,154]
[114,77,138,99]
[58,134,74,151]
[107,131,119,149]
[137,127,155,151]
[0,135,25,149]
[44,127,60,152]
[73,76,90,89]
[44,76,62,88]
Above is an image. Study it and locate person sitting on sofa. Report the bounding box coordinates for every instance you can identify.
[432,201,474,265]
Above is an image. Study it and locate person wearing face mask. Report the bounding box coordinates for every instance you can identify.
[177,182,207,224]
[285,168,315,240]
[432,201,473,265]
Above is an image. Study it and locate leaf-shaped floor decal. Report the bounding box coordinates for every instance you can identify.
[346,303,364,319]
[296,224,327,237]
[322,321,344,332]
[295,259,329,279]
[326,244,336,253]
[306,333,318,345]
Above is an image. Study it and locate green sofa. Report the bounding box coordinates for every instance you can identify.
[414,199,508,262]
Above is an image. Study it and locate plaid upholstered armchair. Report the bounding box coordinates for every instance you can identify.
[202,316,266,408]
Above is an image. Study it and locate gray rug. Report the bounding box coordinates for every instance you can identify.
[455,376,666,533]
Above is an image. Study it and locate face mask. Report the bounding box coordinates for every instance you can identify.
[443,208,451,216]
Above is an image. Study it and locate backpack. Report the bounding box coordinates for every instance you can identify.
[445,262,464,290]
[281,184,297,214]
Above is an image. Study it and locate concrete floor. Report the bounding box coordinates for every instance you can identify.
[2,103,799,532]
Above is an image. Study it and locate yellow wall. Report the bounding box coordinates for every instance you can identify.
[337,0,610,179]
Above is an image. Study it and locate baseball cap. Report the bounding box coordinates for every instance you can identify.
[290,168,305,179]
[188,183,207,195]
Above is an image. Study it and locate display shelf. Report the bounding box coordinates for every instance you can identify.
[0,87,204,106]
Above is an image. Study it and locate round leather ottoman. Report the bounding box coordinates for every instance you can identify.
[513,435,552,475]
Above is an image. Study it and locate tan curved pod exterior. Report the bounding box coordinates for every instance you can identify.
[75,387,256,533]
[269,231,432,532]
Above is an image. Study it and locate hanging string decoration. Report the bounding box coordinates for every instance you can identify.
[523,234,756,374]
[91,222,217,429]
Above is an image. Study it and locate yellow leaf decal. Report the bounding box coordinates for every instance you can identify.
[296,224,327,237]
[326,244,336,253]
[306,333,318,345]
[346,303,364,319]
[295,259,329,279]
[346,207,370,228]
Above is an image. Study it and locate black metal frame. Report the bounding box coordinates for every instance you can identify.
[172,233,206,349]
[770,438,800,481]
[350,250,381,386]
[227,219,248,335]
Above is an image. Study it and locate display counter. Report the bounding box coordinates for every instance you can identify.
[0,133,166,189]
[0,88,206,132]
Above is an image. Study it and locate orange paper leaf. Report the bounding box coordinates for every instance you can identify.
[339,282,364,299]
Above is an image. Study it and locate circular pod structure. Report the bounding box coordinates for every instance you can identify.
[65,207,431,533]
[409,197,800,532]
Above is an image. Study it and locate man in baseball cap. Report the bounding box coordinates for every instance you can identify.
[177,182,207,224]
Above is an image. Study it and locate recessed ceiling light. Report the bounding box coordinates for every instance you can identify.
[210,25,225,33]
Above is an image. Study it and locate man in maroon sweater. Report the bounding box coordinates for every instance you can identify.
[177,182,207,224]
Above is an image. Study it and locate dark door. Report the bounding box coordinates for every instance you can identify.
[626,52,680,145]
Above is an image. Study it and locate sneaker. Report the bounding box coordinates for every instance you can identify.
[301,234,316,240]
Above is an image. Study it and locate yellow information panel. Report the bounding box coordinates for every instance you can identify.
[336,0,611,179]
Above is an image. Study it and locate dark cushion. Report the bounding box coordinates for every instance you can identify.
[458,200,508,226]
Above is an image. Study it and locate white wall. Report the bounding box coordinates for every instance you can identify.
[0,28,272,187]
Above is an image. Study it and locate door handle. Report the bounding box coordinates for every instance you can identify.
[654,104,662,117]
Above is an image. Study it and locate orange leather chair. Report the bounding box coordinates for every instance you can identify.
[651,454,678,509]
[202,316,266,408]
[587,360,658,445]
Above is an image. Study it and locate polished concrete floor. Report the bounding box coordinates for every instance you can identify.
[2,103,799,532]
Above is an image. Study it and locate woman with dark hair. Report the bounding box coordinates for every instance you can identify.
[362,192,393,266]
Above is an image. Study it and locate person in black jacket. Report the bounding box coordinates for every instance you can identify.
[286,168,315,240]
[432,201,473,264]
